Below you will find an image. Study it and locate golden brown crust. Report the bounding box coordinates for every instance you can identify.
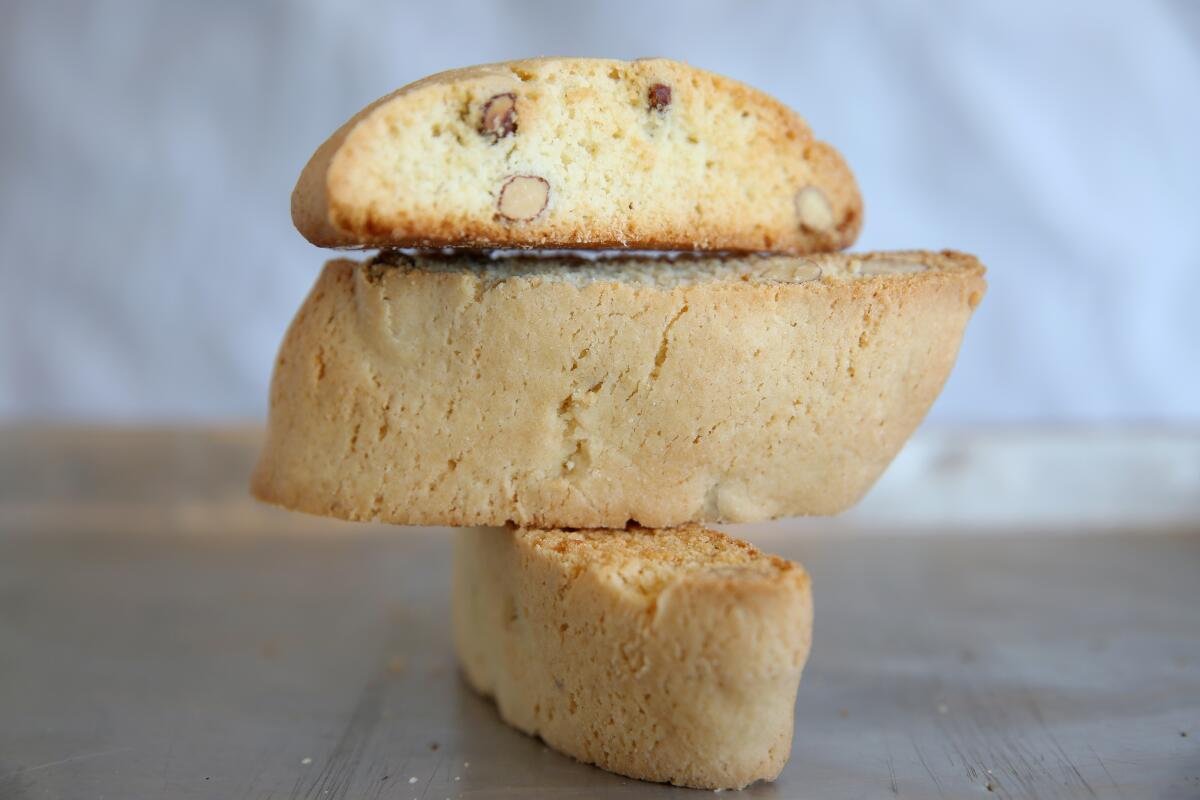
[452,525,813,789]
[250,250,985,528]
[291,57,861,252]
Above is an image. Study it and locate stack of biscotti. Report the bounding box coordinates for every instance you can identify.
[252,57,985,790]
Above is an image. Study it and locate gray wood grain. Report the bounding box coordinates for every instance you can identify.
[0,428,1197,798]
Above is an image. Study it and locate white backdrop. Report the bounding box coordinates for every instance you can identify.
[2,0,1197,422]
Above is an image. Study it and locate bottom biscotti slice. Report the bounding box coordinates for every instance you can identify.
[452,525,813,790]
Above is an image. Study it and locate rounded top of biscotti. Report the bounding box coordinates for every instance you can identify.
[517,525,805,599]
[293,57,861,253]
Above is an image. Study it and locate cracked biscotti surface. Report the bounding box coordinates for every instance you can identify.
[452,525,812,789]
[251,249,984,528]
[292,57,861,252]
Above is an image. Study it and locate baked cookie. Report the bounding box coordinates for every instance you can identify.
[250,250,984,528]
[453,524,812,789]
[292,58,860,252]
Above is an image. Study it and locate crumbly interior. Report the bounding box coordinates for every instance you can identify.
[300,58,860,251]
[369,248,973,289]
[518,525,790,599]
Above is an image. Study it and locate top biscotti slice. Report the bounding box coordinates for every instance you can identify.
[251,249,985,529]
[292,57,861,252]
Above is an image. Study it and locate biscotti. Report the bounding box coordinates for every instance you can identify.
[452,525,812,789]
[250,249,985,528]
[292,58,861,252]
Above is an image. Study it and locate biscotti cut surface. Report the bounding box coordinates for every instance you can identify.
[452,525,813,789]
[250,250,985,528]
[292,57,861,252]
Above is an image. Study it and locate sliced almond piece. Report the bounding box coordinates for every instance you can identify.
[756,259,823,284]
[795,186,834,233]
[791,261,822,284]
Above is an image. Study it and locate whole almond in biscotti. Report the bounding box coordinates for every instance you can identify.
[291,57,862,252]
[251,249,986,529]
[496,175,550,221]
[478,92,518,140]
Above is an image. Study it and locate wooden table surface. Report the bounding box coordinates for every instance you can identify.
[1,427,1198,799]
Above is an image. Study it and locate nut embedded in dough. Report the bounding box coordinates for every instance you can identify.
[479,92,517,141]
[648,83,672,111]
[795,185,834,232]
[497,175,550,221]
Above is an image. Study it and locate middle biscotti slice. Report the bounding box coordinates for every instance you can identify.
[252,249,985,528]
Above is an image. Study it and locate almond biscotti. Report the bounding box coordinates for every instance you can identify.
[452,524,812,789]
[292,58,861,252]
[250,250,985,528]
